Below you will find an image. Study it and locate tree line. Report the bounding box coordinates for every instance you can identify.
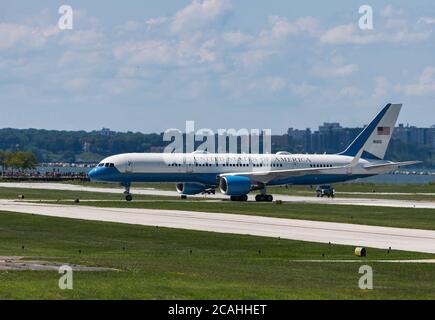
[0,128,164,163]
[0,151,38,171]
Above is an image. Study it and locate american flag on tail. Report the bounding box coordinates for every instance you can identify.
[377,126,390,135]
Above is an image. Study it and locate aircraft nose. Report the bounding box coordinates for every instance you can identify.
[88,168,98,180]
[88,168,103,180]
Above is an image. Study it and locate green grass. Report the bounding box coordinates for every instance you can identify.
[0,211,434,299]
[56,200,435,231]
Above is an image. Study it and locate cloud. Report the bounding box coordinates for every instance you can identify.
[320,24,379,45]
[418,17,435,25]
[170,0,232,33]
[380,5,405,18]
[58,50,102,67]
[255,16,319,46]
[114,40,174,65]
[289,83,318,97]
[115,21,143,33]
[372,76,390,99]
[311,59,359,78]
[146,16,169,27]
[336,86,363,99]
[320,22,431,45]
[0,23,59,50]
[233,49,275,68]
[395,66,435,96]
[60,29,103,46]
[113,32,220,67]
[222,31,253,46]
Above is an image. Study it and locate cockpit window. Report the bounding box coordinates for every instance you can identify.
[109,163,115,167]
[98,163,104,167]
[105,163,110,167]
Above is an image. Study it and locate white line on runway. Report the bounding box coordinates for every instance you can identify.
[290,259,435,263]
[1,199,435,254]
[0,182,434,209]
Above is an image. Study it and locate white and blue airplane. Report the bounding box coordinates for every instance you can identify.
[88,103,420,201]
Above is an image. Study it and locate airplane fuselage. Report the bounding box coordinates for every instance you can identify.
[89,152,382,186]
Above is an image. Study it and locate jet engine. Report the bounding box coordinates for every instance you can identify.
[176,182,207,195]
[219,176,251,196]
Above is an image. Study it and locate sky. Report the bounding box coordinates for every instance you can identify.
[0,0,434,133]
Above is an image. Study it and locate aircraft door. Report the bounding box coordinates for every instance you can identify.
[125,158,134,173]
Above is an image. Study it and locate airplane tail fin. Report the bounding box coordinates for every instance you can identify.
[339,103,402,160]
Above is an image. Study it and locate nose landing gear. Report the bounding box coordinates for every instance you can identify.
[122,183,133,201]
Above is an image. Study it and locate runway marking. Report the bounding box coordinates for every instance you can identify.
[290,259,435,264]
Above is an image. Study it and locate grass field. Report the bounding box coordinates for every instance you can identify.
[0,211,434,299]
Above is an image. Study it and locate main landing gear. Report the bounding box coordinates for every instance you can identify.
[255,186,273,202]
[255,194,273,202]
[230,195,248,201]
[123,183,133,201]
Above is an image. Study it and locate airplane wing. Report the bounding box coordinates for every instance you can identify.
[219,147,365,184]
[219,165,347,184]
[363,161,422,171]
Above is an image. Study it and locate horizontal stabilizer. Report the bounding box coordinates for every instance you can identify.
[363,161,422,171]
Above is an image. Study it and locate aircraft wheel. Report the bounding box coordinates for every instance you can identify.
[255,194,263,202]
[231,195,248,201]
[125,194,133,202]
[266,195,273,202]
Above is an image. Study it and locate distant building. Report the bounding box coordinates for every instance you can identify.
[274,122,434,155]
[99,128,114,136]
[271,134,290,149]
[393,123,433,146]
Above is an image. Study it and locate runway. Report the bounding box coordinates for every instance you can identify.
[1,199,435,254]
[0,182,434,209]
